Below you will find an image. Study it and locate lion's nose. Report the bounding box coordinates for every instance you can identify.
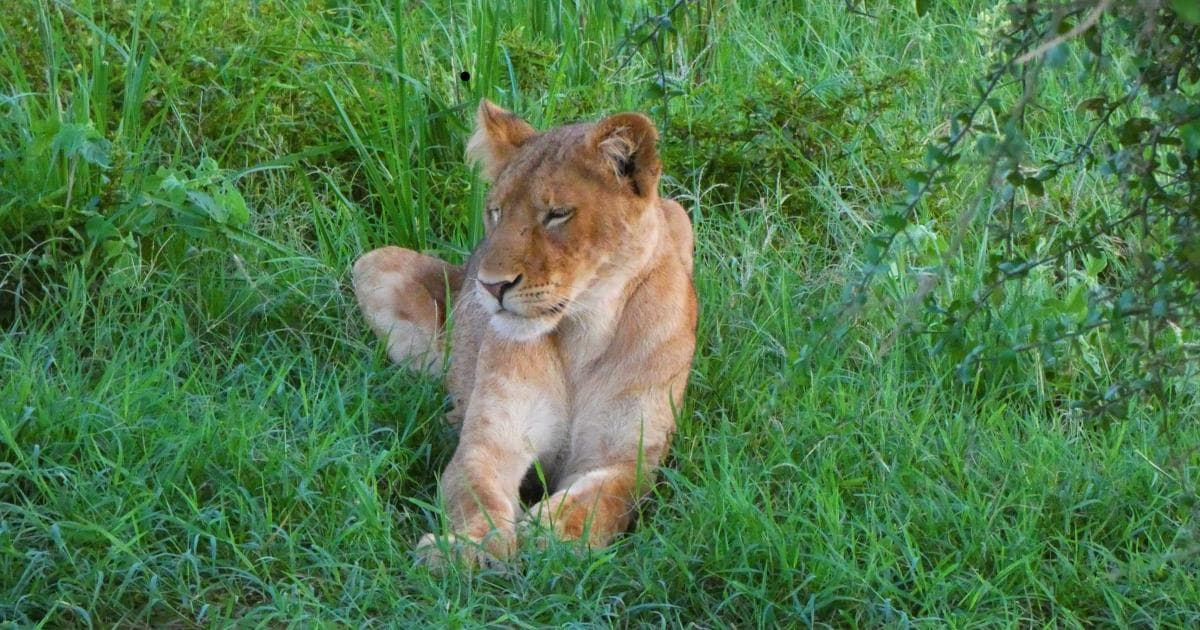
[479,274,522,303]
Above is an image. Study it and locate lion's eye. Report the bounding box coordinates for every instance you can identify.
[487,207,501,224]
[544,207,575,228]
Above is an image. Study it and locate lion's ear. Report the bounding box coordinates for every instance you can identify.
[466,99,536,181]
[587,113,660,197]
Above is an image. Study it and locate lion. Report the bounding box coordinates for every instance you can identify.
[351,100,697,568]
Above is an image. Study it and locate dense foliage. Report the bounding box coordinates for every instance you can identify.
[872,0,1200,419]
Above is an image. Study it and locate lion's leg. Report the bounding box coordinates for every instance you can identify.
[417,338,569,570]
[415,432,534,569]
[351,246,463,373]
[521,464,644,548]
[522,395,675,548]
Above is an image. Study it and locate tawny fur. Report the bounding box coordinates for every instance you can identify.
[351,100,697,569]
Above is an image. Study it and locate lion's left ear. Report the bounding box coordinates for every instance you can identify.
[587,113,660,197]
[466,99,537,181]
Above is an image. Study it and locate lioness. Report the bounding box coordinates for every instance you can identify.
[352,100,697,568]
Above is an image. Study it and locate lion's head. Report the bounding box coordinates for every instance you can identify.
[465,100,664,340]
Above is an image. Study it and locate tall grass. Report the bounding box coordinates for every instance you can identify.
[2,0,1197,625]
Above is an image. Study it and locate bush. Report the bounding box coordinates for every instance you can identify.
[836,0,1200,420]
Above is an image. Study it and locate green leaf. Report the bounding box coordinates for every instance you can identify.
[864,239,881,265]
[882,213,908,232]
[924,144,947,167]
[1117,117,1153,146]
[158,170,188,205]
[80,138,112,168]
[85,215,118,243]
[1075,97,1107,113]
[51,123,88,155]
[1084,255,1107,277]
[1116,289,1135,315]
[30,118,59,156]
[904,175,924,198]
[196,157,221,181]
[1046,43,1069,68]
[975,134,996,153]
[1023,178,1045,196]
[1082,23,1103,56]
[1170,0,1200,24]
[51,123,112,168]
[915,0,931,17]
[187,190,227,224]
[955,345,984,384]
[1181,121,1200,160]
[1066,284,1087,320]
[216,185,250,226]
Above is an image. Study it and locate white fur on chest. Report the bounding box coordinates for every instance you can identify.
[471,203,675,478]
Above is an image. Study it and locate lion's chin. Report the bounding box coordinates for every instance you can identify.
[488,311,560,341]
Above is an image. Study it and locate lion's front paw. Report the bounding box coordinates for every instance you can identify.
[414,532,513,573]
[520,494,580,542]
[414,533,456,572]
[520,486,631,549]
[516,516,554,551]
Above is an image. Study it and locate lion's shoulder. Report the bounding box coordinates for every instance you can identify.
[659,198,694,275]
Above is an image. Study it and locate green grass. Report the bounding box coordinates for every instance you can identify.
[2,0,1198,626]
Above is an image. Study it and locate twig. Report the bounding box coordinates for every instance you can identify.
[843,0,875,19]
[1014,0,1113,65]
[614,0,690,74]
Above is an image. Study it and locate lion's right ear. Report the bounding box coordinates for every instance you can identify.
[587,112,660,198]
[465,99,536,181]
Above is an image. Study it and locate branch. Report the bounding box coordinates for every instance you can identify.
[1014,0,1113,65]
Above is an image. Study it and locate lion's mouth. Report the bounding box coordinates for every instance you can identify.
[481,289,569,318]
[541,298,569,316]
[504,294,570,318]
[475,283,572,340]
[495,300,566,320]
[489,309,561,341]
